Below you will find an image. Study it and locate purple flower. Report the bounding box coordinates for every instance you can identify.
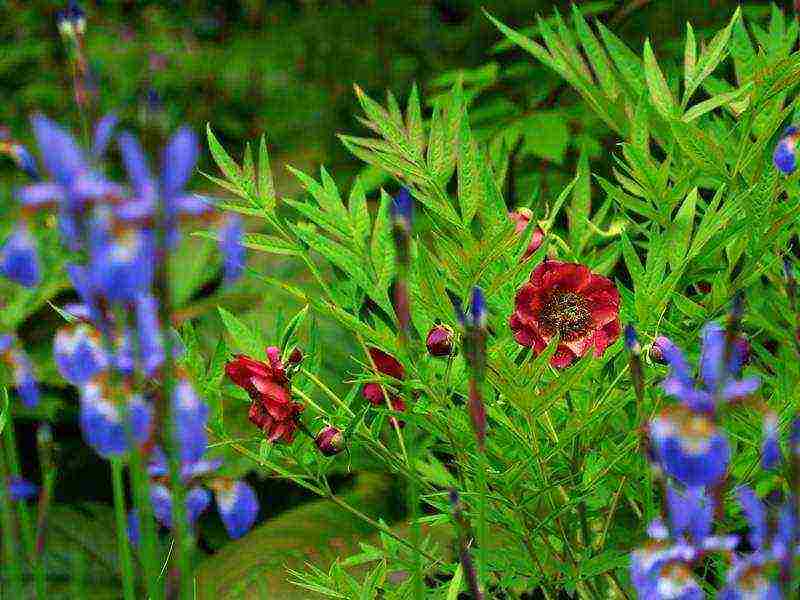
[0,334,12,354]
[760,412,781,470]
[127,510,140,546]
[172,379,209,464]
[78,383,152,457]
[117,128,210,245]
[719,555,782,600]
[219,214,245,284]
[0,225,41,288]
[17,115,122,249]
[134,294,164,376]
[88,223,155,304]
[737,486,767,551]
[659,323,759,414]
[665,486,714,544]
[774,126,799,175]
[649,406,730,487]
[11,350,39,408]
[53,323,108,385]
[92,113,117,160]
[624,324,642,354]
[630,542,702,600]
[212,479,259,539]
[7,477,37,501]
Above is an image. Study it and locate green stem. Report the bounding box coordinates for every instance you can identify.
[4,423,45,597]
[111,458,136,600]
[0,436,23,598]
[476,447,489,594]
[129,446,162,600]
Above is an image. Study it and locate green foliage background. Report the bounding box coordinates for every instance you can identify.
[2,1,797,598]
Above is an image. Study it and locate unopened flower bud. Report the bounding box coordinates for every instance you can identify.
[426,324,455,357]
[315,426,344,457]
[288,347,303,365]
[509,208,545,260]
[649,337,669,364]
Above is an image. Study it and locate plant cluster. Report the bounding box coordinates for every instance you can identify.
[3,2,800,599]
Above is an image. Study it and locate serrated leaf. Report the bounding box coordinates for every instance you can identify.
[684,22,697,83]
[280,305,309,353]
[682,83,752,122]
[596,21,646,96]
[258,134,276,210]
[683,7,739,105]
[242,233,301,256]
[572,5,618,100]
[457,112,481,225]
[447,565,464,600]
[348,177,371,245]
[643,39,676,120]
[207,124,243,191]
[665,188,697,270]
[218,307,262,358]
[569,144,591,254]
[405,83,425,157]
[620,231,645,288]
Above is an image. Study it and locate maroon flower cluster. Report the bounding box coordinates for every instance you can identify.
[225,347,304,443]
[510,260,620,368]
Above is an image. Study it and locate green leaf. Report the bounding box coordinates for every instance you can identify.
[665,188,697,270]
[258,134,276,210]
[684,22,697,83]
[280,305,309,353]
[348,177,372,246]
[241,233,302,256]
[596,21,646,96]
[405,83,425,157]
[682,82,752,122]
[569,144,591,254]
[572,5,619,99]
[447,565,464,600]
[683,7,739,105]
[457,111,481,225]
[643,39,676,120]
[218,306,262,357]
[207,124,243,191]
[620,231,645,288]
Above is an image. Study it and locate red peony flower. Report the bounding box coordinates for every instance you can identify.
[225,346,304,443]
[509,260,620,368]
[509,208,545,261]
[362,347,406,426]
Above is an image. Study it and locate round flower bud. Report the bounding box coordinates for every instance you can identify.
[509,208,545,261]
[426,324,455,357]
[288,347,303,365]
[315,426,344,457]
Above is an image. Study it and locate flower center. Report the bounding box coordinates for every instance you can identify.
[539,291,591,340]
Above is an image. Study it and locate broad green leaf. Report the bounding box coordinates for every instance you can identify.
[643,39,676,120]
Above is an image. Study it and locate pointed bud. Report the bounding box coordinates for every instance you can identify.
[624,324,641,355]
[315,426,344,457]
[426,324,455,357]
[287,347,303,365]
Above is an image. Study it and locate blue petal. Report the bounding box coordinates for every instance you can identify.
[150,484,173,528]
[15,182,65,208]
[655,336,693,389]
[186,486,212,524]
[12,351,39,407]
[127,510,140,547]
[0,226,41,288]
[92,113,118,159]
[219,215,245,284]
[215,480,258,539]
[761,413,782,470]
[161,126,198,200]
[737,486,767,551]
[8,476,38,501]
[53,324,108,385]
[31,114,87,186]
[698,322,725,392]
[774,137,797,175]
[134,294,164,376]
[721,377,760,401]
[118,132,156,201]
[172,379,209,464]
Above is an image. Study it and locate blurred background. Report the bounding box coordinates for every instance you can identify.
[0,0,784,596]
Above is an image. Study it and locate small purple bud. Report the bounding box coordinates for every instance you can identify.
[7,477,38,502]
[650,336,669,364]
[624,324,641,354]
[315,426,345,457]
[287,347,303,365]
[426,324,455,357]
[0,225,41,288]
[762,412,782,470]
[774,126,799,175]
[390,188,413,228]
[469,287,486,328]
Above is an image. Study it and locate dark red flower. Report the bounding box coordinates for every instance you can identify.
[362,347,406,426]
[509,260,620,368]
[225,346,303,443]
[509,208,545,261]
